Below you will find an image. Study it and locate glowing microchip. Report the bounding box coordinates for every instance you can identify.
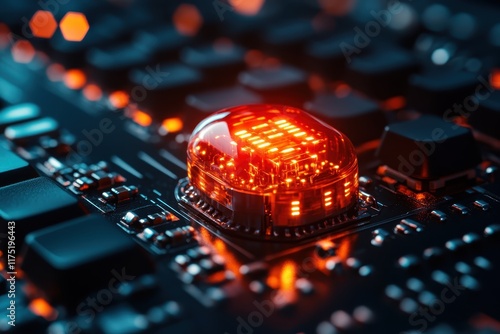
[185,105,359,236]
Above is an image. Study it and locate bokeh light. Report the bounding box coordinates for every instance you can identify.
[59,12,89,42]
[64,69,86,89]
[29,10,58,38]
[11,40,35,63]
[172,4,203,37]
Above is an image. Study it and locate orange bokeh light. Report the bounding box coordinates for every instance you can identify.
[382,96,406,110]
[318,0,356,16]
[244,49,264,68]
[11,40,35,63]
[29,10,58,39]
[0,23,11,49]
[83,84,102,101]
[64,69,86,89]
[279,261,296,292]
[308,74,326,92]
[29,298,57,320]
[161,117,183,133]
[59,12,89,42]
[334,83,351,98]
[108,91,129,109]
[132,110,152,127]
[490,69,500,90]
[229,0,265,15]
[172,4,203,37]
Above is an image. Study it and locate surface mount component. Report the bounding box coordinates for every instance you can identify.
[177,105,361,240]
[376,115,481,191]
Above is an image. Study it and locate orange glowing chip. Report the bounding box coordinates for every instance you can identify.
[59,12,89,42]
[185,105,359,233]
[29,10,58,39]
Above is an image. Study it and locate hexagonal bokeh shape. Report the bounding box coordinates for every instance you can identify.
[59,12,89,42]
[30,10,57,38]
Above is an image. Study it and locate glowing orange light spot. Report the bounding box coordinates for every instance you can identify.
[59,12,89,42]
[356,139,381,155]
[318,0,356,16]
[490,69,500,90]
[280,261,296,292]
[213,239,240,278]
[64,69,86,89]
[82,84,102,101]
[337,235,356,261]
[29,298,57,321]
[334,83,351,98]
[108,91,129,109]
[0,23,11,49]
[161,117,183,133]
[308,74,326,92]
[29,10,57,39]
[46,63,65,82]
[132,110,152,127]
[229,0,265,15]
[172,4,203,37]
[382,96,406,110]
[415,193,427,201]
[245,50,264,68]
[11,40,35,63]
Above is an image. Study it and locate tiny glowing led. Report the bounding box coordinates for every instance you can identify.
[161,117,183,133]
[186,105,358,233]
